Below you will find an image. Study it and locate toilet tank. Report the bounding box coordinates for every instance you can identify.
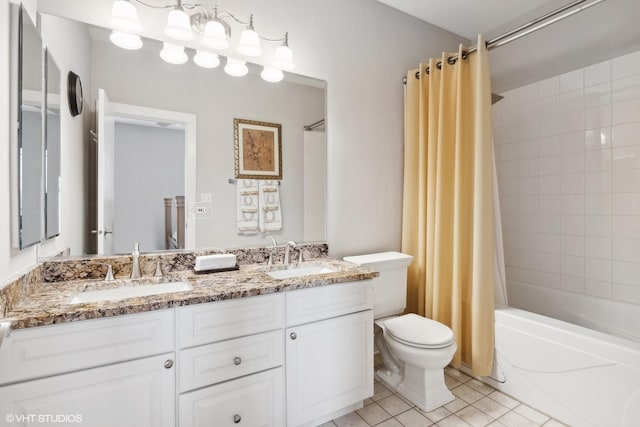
[343,252,413,319]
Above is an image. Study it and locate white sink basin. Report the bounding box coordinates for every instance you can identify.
[69,281,193,304]
[267,265,336,280]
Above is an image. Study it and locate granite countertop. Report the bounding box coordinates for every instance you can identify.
[1,259,377,330]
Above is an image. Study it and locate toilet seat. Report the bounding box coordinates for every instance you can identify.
[383,313,454,349]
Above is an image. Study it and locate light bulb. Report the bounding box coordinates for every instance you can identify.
[261,66,283,83]
[237,28,262,57]
[109,31,143,50]
[224,57,248,77]
[160,42,188,64]
[194,51,220,68]
[164,8,194,41]
[109,0,141,34]
[201,20,228,50]
[273,44,294,70]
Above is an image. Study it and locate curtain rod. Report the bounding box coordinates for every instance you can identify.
[403,0,606,83]
[304,119,325,131]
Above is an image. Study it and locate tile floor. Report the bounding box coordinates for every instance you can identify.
[325,366,566,427]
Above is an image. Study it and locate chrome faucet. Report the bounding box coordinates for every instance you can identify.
[130,242,141,278]
[284,241,297,266]
[264,235,278,270]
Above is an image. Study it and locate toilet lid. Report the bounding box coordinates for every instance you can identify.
[384,313,454,349]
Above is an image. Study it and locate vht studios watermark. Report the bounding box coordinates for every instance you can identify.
[5,413,83,424]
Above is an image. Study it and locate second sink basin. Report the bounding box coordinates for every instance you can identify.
[69,281,193,304]
[267,265,336,280]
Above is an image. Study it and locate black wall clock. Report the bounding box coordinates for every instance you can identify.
[67,71,83,117]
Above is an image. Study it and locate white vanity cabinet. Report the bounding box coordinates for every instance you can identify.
[177,294,286,427]
[0,353,176,427]
[285,281,374,427]
[0,279,374,427]
[0,310,176,427]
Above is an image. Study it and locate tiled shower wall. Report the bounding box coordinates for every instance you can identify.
[493,49,640,310]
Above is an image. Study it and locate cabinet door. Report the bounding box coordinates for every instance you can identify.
[179,367,284,427]
[286,310,373,427]
[0,353,175,427]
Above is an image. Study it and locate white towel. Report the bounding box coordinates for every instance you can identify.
[236,179,259,234]
[259,180,282,231]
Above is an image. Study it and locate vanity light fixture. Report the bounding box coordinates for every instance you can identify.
[109,0,141,34]
[109,31,143,50]
[261,66,284,83]
[108,0,295,81]
[236,15,262,57]
[109,0,142,50]
[160,42,188,64]
[164,2,194,41]
[193,50,220,68]
[224,57,249,77]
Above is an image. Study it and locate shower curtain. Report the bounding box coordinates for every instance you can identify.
[402,35,496,376]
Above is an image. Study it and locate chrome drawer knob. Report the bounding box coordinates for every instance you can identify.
[234,356,242,366]
[233,414,241,423]
[164,359,174,369]
[290,332,297,340]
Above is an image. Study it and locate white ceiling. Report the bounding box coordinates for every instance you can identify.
[379,0,640,92]
[377,0,553,40]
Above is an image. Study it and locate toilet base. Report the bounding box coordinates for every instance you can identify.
[375,368,402,390]
[396,363,454,413]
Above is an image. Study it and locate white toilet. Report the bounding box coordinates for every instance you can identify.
[344,251,457,412]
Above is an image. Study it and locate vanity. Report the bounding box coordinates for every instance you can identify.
[0,247,376,427]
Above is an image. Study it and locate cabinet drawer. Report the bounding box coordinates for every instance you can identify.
[179,367,284,427]
[286,281,374,326]
[0,309,175,385]
[179,329,283,393]
[177,293,284,348]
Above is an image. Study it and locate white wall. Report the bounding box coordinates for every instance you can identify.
[36,0,467,259]
[493,49,640,341]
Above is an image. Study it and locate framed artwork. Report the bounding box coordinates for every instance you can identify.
[234,118,282,179]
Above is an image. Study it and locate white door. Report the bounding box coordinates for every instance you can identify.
[97,89,115,254]
[286,311,374,427]
[0,353,176,427]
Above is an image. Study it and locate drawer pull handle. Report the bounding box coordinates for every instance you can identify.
[164,359,174,369]
[290,332,297,340]
[234,356,242,366]
[233,414,241,423]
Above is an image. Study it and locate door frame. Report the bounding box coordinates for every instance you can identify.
[106,101,197,250]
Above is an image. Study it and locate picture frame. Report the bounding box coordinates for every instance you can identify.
[234,118,282,180]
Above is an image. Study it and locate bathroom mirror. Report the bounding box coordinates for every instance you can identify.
[45,48,61,239]
[14,5,44,249]
[39,14,326,256]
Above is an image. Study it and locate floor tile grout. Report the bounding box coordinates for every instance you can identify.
[331,365,564,427]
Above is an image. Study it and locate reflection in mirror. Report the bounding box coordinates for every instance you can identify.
[45,49,61,239]
[40,15,326,256]
[17,6,44,249]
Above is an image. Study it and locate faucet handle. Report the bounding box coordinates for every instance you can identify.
[298,249,304,264]
[98,263,115,281]
[154,261,164,277]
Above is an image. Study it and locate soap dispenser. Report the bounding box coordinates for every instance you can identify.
[131,242,142,278]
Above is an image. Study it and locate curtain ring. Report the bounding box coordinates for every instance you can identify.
[461,50,468,60]
[436,61,442,69]
[447,56,457,65]
[425,66,430,75]
[415,71,420,79]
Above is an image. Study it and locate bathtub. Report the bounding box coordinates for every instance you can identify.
[480,307,640,427]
